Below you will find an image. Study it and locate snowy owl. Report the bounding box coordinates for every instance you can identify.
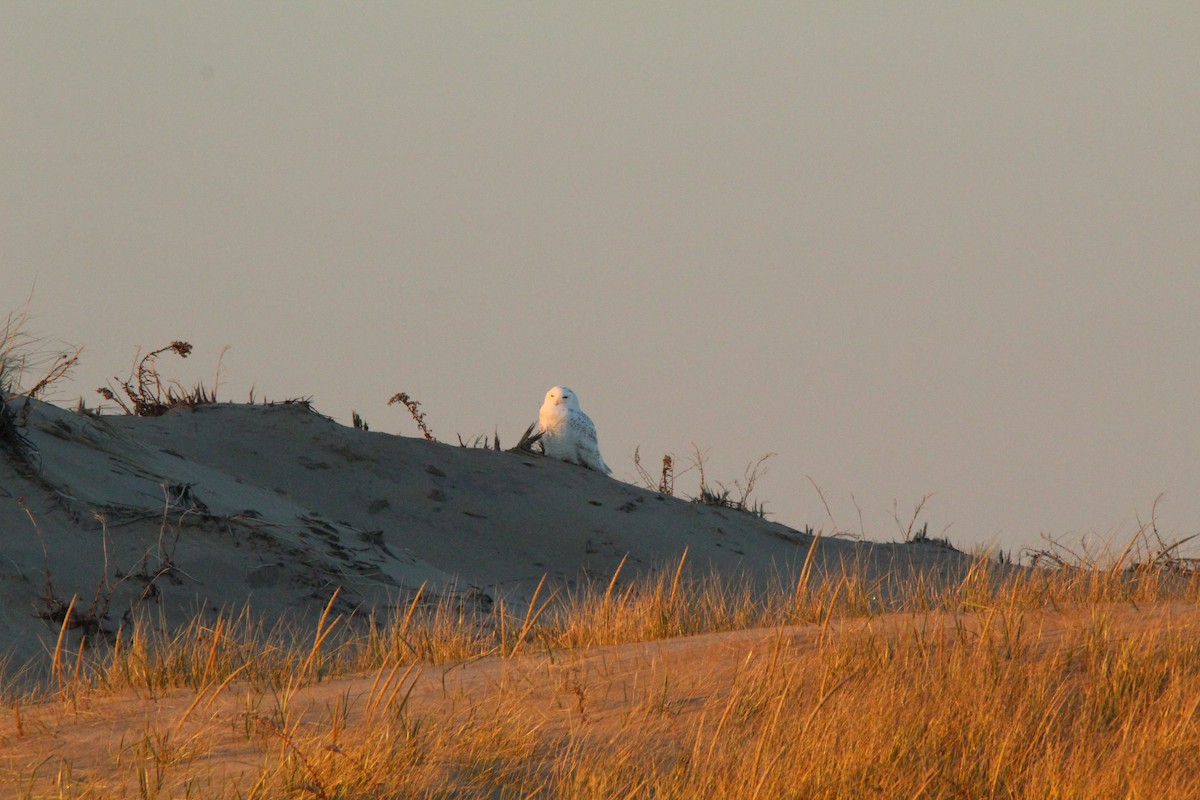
[537,386,612,474]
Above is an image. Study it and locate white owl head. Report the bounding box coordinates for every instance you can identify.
[543,385,581,411]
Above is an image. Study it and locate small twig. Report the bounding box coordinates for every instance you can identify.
[807,476,842,537]
[632,446,655,489]
[25,347,83,399]
[893,493,935,543]
[387,392,436,440]
[659,454,674,496]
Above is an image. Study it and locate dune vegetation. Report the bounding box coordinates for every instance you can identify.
[2,545,1199,799]
[3,320,1198,797]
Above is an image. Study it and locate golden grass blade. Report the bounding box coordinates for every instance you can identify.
[52,595,77,695]
[297,587,342,684]
[668,548,688,608]
[796,531,822,600]
[604,554,628,606]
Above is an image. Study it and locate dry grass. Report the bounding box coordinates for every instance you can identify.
[3,546,1200,798]
[0,299,83,403]
[96,341,222,416]
[7,315,1196,795]
[387,392,436,441]
[0,300,82,470]
[632,445,773,518]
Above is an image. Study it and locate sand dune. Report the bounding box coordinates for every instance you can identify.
[0,397,970,673]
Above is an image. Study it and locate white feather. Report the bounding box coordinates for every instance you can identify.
[537,385,612,474]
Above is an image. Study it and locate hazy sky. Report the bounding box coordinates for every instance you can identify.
[4,4,1198,556]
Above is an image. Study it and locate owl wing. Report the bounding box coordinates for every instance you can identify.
[569,409,612,474]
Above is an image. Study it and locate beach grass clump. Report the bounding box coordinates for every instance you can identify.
[96,341,222,416]
[0,302,81,471]
[546,609,1200,799]
[14,538,1200,702]
[4,538,1200,798]
[633,445,773,517]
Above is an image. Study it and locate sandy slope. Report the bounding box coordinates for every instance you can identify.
[0,397,970,673]
[4,602,1199,796]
